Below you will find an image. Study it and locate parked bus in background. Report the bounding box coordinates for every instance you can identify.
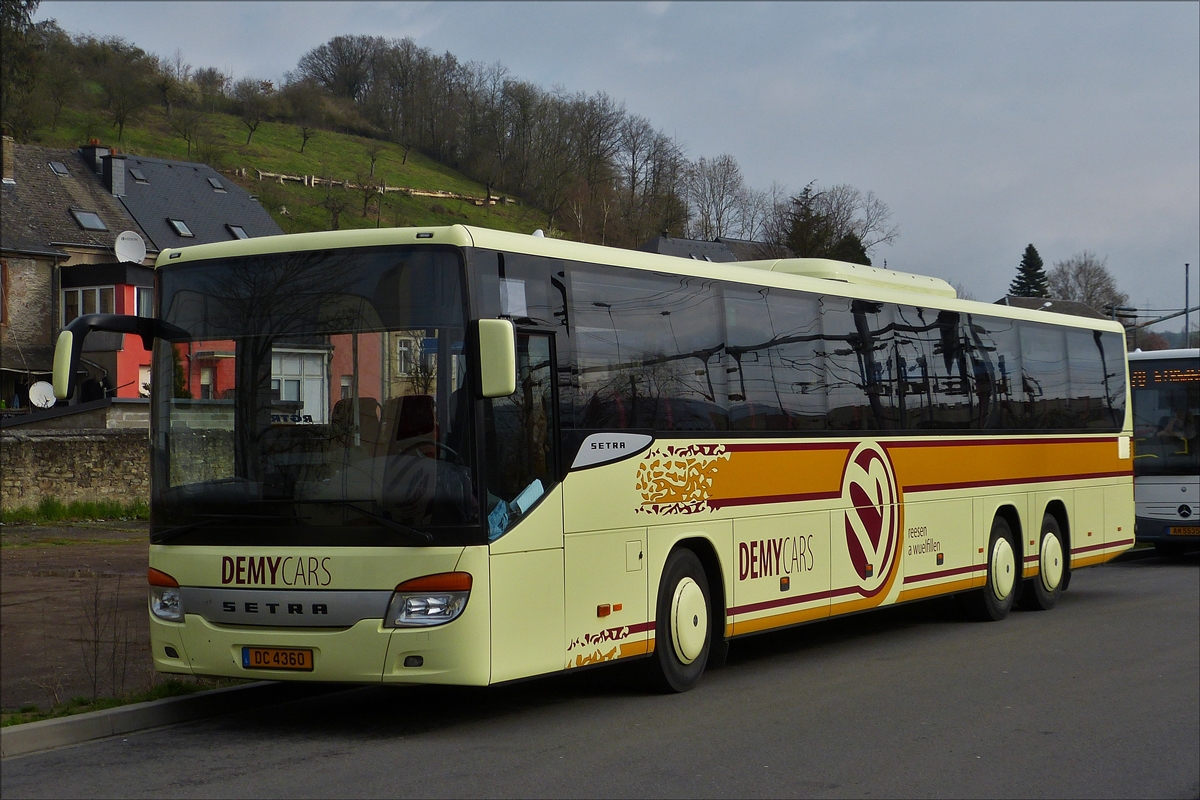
[1129,348,1200,555]
[53,225,1135,692]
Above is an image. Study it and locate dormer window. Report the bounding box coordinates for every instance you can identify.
[168,218,194,237]
[208,177,226,192]
[49,161,70,176]
[71,209,108,231]
[130,168,148,184]
[227,224,249,240]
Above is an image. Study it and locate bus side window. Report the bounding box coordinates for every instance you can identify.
[485,333,556,540]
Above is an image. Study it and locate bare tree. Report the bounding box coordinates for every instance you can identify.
[951,281,979,301]
[153,49,191,116]
[193,66,229,112]
[362,138,385,177]
[295,34,386,102]
[1048,251,1129,313]
[233,77,273,145]
[687,153,744,240]
[91,37,154,142]
[168,104,204,157]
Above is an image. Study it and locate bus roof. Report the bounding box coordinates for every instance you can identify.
[156,224,1127,334]
[1127,348,1199,361]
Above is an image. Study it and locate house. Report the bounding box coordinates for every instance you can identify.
[637,235,737,262]
[994,295,1109,320]
[636,234,788,263]
[1,136,282,411]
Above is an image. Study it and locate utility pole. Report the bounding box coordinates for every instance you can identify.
[1186,263,1191,345]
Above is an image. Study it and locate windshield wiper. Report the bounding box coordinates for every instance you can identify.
[310,501,432,543]
[153,514,310,544]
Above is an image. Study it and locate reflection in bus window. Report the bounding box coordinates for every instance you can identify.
[486,333,555,540]
[571,266,727,431]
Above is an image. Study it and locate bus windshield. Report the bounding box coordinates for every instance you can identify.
[150,245,480,546]
[1131,357,1200,477]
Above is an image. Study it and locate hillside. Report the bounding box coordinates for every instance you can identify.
[31,104,551,237]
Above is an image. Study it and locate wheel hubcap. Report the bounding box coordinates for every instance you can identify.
[671,577,708,665]
[991,537,1016,600]
[1040,532,1063,592]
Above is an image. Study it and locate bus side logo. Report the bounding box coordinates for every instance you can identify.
[841,442,900,594]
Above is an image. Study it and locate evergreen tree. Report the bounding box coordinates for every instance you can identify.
[1009,244,1048,297]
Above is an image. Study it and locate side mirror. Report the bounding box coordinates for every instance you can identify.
[53,314,189,399]
[475,318,517,398]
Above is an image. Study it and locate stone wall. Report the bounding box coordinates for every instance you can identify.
[1,428,149,511]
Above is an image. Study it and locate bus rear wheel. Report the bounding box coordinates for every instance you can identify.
[964,516,1017,621]
[1022,513,1064,611]
[648,548,711,693]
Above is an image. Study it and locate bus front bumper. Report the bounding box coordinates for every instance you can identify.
[1135,515,1200,547]
[150,607,490,686]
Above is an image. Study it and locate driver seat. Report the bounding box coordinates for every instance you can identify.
[379,395,438,458]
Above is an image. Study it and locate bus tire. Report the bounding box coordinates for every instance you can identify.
[648,548,711,693]
[966,516,1018,621]
[1023,513,1064,611]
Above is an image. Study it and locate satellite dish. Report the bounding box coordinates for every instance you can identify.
[114,230,147,264]
[28,381,57,409]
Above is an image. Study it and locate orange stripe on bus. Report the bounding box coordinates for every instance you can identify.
[886,438,1129,494]
[675,438,1130,512]
[731,604,831,636]
[709,445,852,506]
[897,576,985,603]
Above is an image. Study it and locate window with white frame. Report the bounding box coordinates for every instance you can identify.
[62,286,115,325]
[135,286,154,317]
[168,219,194,237]
[270,349,329,423]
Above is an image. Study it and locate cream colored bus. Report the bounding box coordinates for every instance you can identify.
[53,225,1135,692]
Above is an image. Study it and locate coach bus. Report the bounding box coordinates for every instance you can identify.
[53,225,1134,691]
[1129,348,1199,556]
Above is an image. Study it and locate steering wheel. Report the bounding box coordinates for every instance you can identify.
[397,439,459,462]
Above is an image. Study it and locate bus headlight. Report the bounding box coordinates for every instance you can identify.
[384,572,472,628]
[149,568,183,622]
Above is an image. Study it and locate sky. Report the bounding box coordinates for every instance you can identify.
[36,1,1200,330]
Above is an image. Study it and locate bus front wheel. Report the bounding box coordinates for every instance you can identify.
[648,548,711,693]
[965,517,1017,621]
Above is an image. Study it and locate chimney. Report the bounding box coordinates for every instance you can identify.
[102,152,126,197]
[80,140,110,175]
[2,135,14,184]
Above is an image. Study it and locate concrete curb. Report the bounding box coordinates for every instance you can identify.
[1,681,341,759]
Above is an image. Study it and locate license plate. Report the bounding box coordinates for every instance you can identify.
[1170,526,1200,536]
[242,647,314,671]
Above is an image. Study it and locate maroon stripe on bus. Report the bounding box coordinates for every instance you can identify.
[883,436,1119,449]
[903,470,1130,494]
[708,490,842,510]
[723,442,854,453]
[902,563,987,584]
[1072,538,1135,555]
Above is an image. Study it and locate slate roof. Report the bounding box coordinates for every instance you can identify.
[1,144,143,257]
[116,154,282,251]
[993,295,1109,320]
[714,236,791,261]
[637,235,737,262]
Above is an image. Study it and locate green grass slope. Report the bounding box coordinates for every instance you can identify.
[34,105,550,236]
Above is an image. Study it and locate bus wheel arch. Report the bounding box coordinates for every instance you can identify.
[964,510,1021,621]
[648,541,723,692]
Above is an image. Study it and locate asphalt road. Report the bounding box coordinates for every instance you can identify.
[3,552,1197,799]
